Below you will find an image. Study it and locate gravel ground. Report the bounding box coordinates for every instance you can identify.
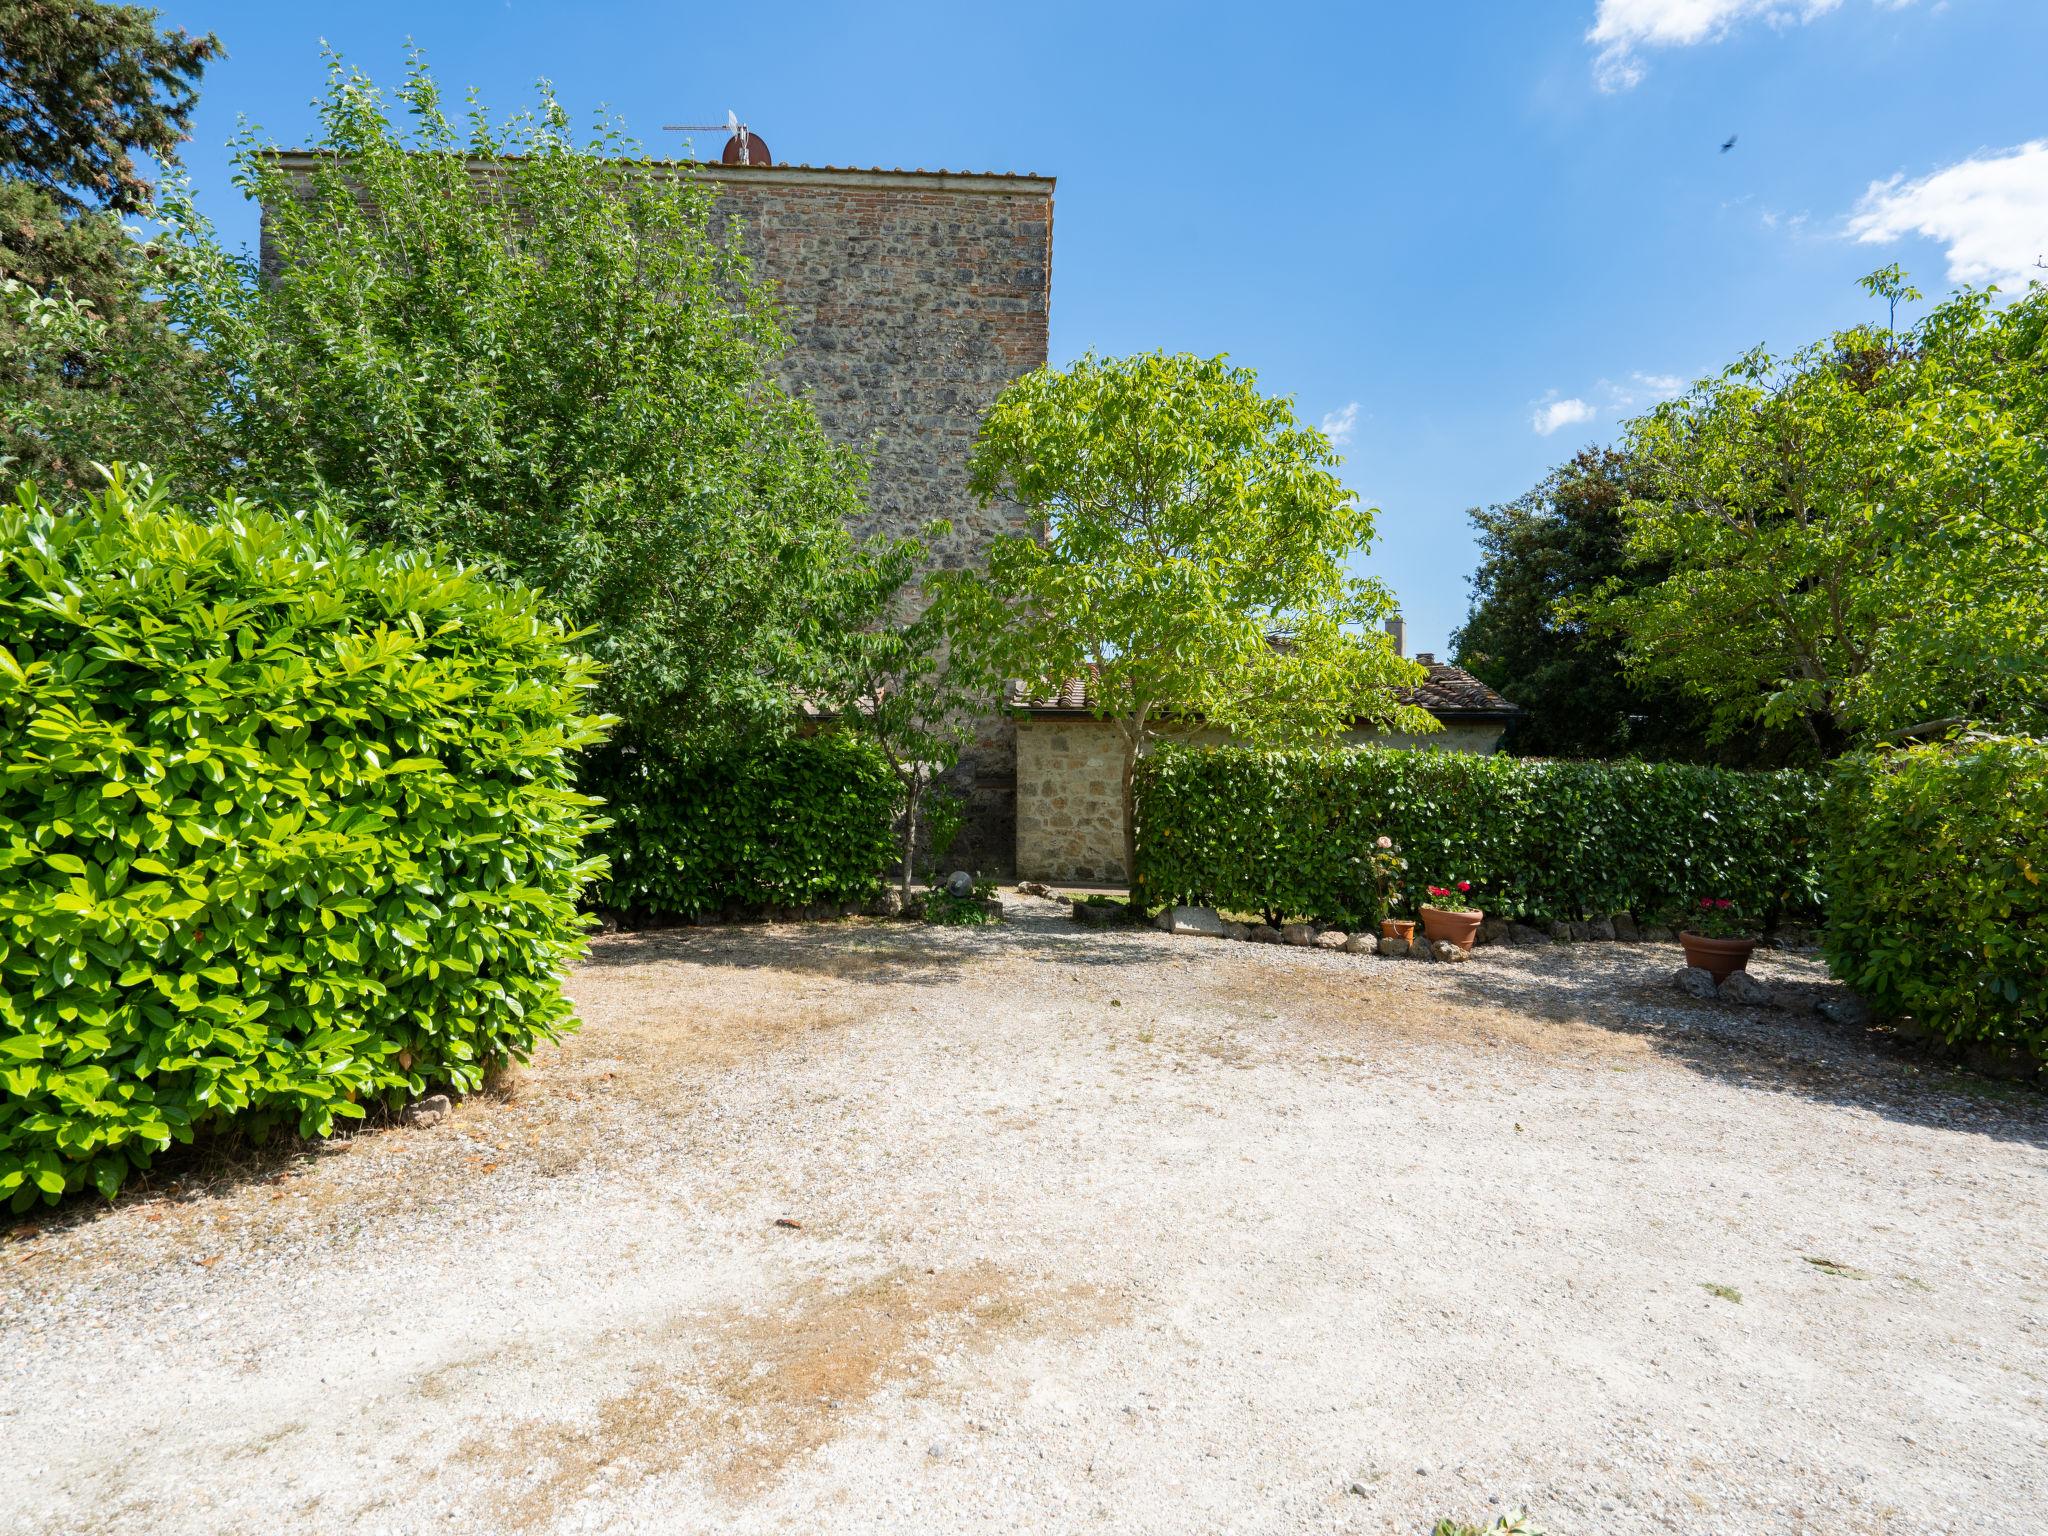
[5,893,2045,1535]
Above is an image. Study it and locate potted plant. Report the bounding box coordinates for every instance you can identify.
[1365,835,1414,942]
[1680,898,1757,980]
[1419,881,1484,951]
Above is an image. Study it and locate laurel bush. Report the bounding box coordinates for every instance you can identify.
[1822,738,2047,1057]
[584,730,897,918]
[0,475,610,1208]
[1135,743,1825,927]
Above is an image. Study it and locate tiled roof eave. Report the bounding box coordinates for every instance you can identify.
[1016,702,1520,722]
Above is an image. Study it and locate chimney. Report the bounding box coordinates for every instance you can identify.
[1384,615,1405,657]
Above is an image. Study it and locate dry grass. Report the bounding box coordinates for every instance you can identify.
[454,1263,1122,1528]
[1187,952,1657,1064]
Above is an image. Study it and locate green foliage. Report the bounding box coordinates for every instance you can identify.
[141,50,880,743]
[1430,1516,1545,1536]
[1682,898,1756,940]
[1452,448,1812,766]
[1592,272,2048,750]
[2,270,202,491]
[821,519,991,901]
[0,1,219,221]
[1821,737,2048,1057]
[586,732,897,918]
[0,2,219,488]
[943,350,1431,888]
[0,474,612,1209]
[1135,744,1825,929]
[917,790,967,881]
[922,875,999,927]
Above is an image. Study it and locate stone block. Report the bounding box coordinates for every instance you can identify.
[406,1093,452,1127]
[1343,932,1380,955]
[1673,966,1718,998]
[1815,994,1871,1027]
[1163,906,1229,939]
[1717,971,1774,1007]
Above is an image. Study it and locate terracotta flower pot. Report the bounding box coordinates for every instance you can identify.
[1380,918,1416,943]
[1680,932,1756,982]
[1420,905,1483,952]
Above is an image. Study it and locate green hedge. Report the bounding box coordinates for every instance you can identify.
[585,731,897,917]
[0,478,611,1209]
[1822,738,2047,1057]
[1135,744,1825,927]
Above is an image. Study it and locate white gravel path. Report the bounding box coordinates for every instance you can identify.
[4,893,2044,1535]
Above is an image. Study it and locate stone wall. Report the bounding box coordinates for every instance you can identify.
[1016,719,1509,884]
[266,154,1055,875]
[700,164,1054,874]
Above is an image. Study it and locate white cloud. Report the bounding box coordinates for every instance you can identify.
[1848,140,2048,288]
[1588,0,1912,91]
[1631,370,1686,397]
[1532,395,1597,436]
[1320,401,1360,447]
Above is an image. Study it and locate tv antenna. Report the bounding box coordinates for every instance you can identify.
[660,110,772,165]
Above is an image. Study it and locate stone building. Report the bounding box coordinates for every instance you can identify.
[693,161,1055,871]
[1013,653,1519,884]
[265,149,1054,873]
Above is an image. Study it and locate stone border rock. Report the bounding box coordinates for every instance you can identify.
[1673,965,1775,1008]
[1142,903,1824,967]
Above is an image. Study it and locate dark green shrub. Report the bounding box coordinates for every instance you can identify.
[1822,738,2048,1056]
[923,874,1000,927]
[586,731,897,917]
[1135,744,1824,927]
[0,476,612,1209]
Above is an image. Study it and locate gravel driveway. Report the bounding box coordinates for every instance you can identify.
[6,893,2045,1535]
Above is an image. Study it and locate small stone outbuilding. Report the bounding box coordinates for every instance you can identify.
[1013,654,1518,883]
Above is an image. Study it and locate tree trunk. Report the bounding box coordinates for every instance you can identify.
[1120,740,1141,913]
[899,778,921,905]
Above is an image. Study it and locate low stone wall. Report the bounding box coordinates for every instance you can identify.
[1015,720,1508,883]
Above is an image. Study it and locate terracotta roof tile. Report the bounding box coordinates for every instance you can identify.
[1008,657,1516,719]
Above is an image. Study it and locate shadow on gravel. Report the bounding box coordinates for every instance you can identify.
[1446,947,2048,1152]
[589,911,2048,1151]
[579,902,1169,986]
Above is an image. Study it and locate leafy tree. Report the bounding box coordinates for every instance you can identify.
[1452,449,1811,765]
[142,52,879,744]
[943,351,1432,895]
[1591,268,2048,751]
[825,524,991,903]
[1,268,198,487]
[0,0,218,292]
[0,1,218,486]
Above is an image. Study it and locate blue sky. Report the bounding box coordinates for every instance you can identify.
[159,0,2048,656]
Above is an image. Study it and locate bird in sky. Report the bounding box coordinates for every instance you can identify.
[1721,134,1739,152]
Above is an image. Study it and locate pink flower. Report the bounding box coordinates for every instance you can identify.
[1699,898,1713,909]
[1715,899,1732,909]
[1376,836,1393,849]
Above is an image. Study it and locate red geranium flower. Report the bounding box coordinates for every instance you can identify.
[1457,881,1471,892]
[1715,898,1732,909]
